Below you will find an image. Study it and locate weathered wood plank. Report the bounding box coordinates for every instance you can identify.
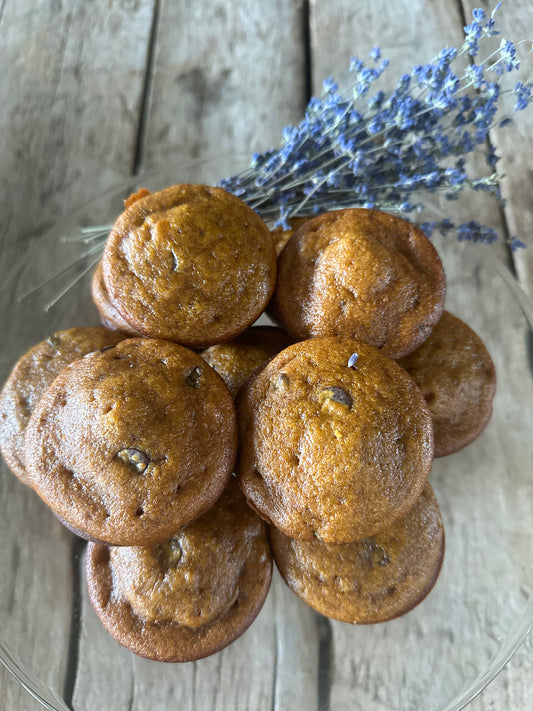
[458,2,533,690]
[71,2,316,710]
[1,0,531,709]
[310,2,533,710]
[0,1,156,709]
[141,0,308,170]
[460,0,533,297]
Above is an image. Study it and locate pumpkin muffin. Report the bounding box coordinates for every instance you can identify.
[267,216,311,325]
[86,479,273,661]
[102,184,277,348]
[272,209,446,359]
[271,483,444,624]
[24,338,237,545]
[91,262,141,337]
[397,311,496,457]
[237,337,434,543]
[201,326,293,397]
[0,327,126,486]
[271,216,310,255]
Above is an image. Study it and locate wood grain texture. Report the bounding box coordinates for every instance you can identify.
[0,1,156,709]
[71,1,311,709]
[141,0,308,170]
[0,0,531,709]
[460,0,533,296]
[310,1,532,709]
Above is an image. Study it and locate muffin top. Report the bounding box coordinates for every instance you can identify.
[237,337,434,543]
[398,311,496,457]
[0,327,126,486]
[102,184,277,348]
[273,209,446,359]
[271,483,444,624]
[91,262,141,337]
[201,325,293,397]
[86,479,273,661]
[24,338,237,545]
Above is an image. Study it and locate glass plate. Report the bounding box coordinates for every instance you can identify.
[1,157,532,711]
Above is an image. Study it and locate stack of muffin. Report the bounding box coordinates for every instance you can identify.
[0,184,496,661]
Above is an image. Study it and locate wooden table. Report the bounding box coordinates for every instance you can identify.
[0,1,531,709]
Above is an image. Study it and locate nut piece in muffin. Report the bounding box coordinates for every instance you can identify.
[271,483,444,624]
[237,337,434,544]
[201,325,293,397]
[273,208,446,359]
[91,262,141,337]
[102,184,277,348]
[397,311,496,457]
[0,327,127,486]
[86,479,273,662]
[24,338,237,545]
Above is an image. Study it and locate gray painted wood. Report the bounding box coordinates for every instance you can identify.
[0,0,531,709]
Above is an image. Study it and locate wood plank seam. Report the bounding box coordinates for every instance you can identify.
[302,0,313,106]
[62,538,86,711]
[132,0,161,176]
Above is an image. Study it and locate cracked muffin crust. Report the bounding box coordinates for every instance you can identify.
[86,479,273,661]
[271,483,444,624]
[24,338,237,545]
[272,208,446,359]
[397,311,496,457]
[236,337,434,543]
[102,184,277,348]
[0,327,127,486]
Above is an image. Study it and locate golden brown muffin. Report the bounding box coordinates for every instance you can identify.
[24,338,237,545]
[397,311,496,457]
[0,327,127,486]
[123,186,151,209]
[237,337,434,544]
[271,483,444,624]
[271,216,310,255]
[102,184,277,348]
[86,479,273,661]
[200,326,293,397]
[91,262,141,337]
[272,209,446,359]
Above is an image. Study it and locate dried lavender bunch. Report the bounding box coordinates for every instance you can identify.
[220,4,531,249]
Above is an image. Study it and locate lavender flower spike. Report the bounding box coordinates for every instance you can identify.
[220,5,531,250]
